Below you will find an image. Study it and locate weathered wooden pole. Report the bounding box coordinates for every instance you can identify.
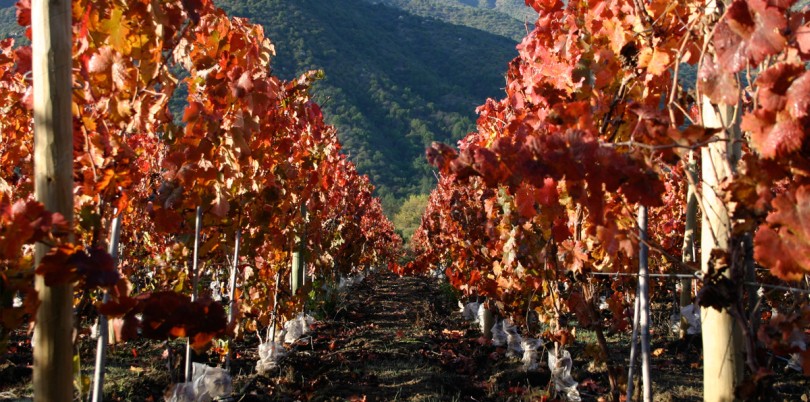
[225,230,241,369]
[291,204,307,294]
[32,0,74,400]
[680,151,698,338]
[700,98,743,402]
[185,206,203,382]
[638,206,652,402]
[91,212,122,402]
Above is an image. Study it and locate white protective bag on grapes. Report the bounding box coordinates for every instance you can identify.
[521,338,544,371]
[491,319,507,347]
[547,349,581,402]
[192,363,232,402]
[670,303,701,335]
[504,319,523,357]
[459,301,480,322]
[256,340,287,375]
[165,382,196,402]
[283,313,315,344]
[166,363,232,402]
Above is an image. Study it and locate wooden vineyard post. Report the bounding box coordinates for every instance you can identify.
[744,234,759,334]
[91,212,122,402]
[185,206,203,382]
[700,98,743,401]
[226,230,241,369]
[270,270,282,343]
[32,0,74,400]
[680,151,698,339]
[637,206,652,402]
[626,206,653,402]
[291,204,307,294]
[626,296,641,402]
[481,305,494,339]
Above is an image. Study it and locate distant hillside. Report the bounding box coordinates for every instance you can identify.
[217,0,521,214]
[0,1,21,41]
[363,0,535,41]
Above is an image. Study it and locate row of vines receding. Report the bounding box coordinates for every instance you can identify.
[0,0,400,378]
[402,0,810,400]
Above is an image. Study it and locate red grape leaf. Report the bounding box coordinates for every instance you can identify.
[15,0,30,28]
[744,65,809,158]
[1,199,54,257]
[68,247,119,289]
[743,109,804,158]
[426,142,459,177]
[98,293,139,317]
[797,23,810,56]
[524,0,563,13]
[515,183,538,218]
[754,185,810,280]
[552,217,571,242]
[785,70,810,119]
[714,0,787,73]
[755,62,803,113]
[566,291,596,328]
[36,245,119,289]
[698,54,740,105]
[13,46,31,76]
[36,244,78,286]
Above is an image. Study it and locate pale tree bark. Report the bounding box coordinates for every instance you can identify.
[32,0,74,400]
[700,100,743,402]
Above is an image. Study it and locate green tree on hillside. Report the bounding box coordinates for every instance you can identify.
[393,194,430,244]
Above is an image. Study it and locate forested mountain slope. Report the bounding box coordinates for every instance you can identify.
[216,0,524,214]
[362,0,535,41]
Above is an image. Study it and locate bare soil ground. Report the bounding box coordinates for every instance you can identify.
[1,271,809,401]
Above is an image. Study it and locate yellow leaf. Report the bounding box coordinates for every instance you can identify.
[647,49,671,76]
[101,8,132,53]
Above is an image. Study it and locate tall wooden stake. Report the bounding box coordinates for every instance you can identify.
[269,270,282,343]
[626,296,641,402]
[701,98,743,401]
[225,230,241,369]
[481,305,494,339]
[32,0,74,400]
[185,206,203,382]
[91,212,122,402]
[291,204,307,294]
[680,151,698,338]
[637,206,652,402]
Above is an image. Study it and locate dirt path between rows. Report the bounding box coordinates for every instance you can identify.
[238,271,552,401]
